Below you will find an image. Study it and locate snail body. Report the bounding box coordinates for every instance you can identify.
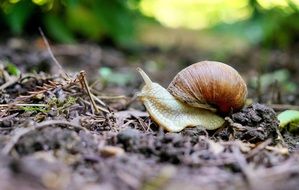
[137,68,225,132]
[137,61,247,132]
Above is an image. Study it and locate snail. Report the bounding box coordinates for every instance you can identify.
[137,61,247,132]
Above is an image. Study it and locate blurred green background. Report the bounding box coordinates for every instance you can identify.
[1,0,299,49]
[1,0,299,105]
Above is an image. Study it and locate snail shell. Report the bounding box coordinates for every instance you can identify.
[167,61,247,114]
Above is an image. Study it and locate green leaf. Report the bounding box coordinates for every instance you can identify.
[249,69,297,93]
[3,0,35,34]
[6,63,20,76]
[66,4,104,40]
[99,67,135,86]
[92,0,136,45]
[20,106,48,114]
[43,14,76,43]
[277,110,299,129]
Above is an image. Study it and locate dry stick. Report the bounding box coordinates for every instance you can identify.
[90,88,127,100]
[78,71,100,114]
[0,113,18,122]
[38,28,69,79]
[275,127,287,147]
[246,139,272,158]
[2,120,88,155]
[2,126,33,155]
[269,104,299,112]
[0,103,48,107]
[0,77,19,91]
[91,94,109,108]
[79,97,108,114]
[265,145,289,155]
[0,65,18,90]
[39,28,107,114]
[0,104,48,113]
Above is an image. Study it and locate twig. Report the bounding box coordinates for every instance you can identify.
[93,94,127,100]
[38,28,69,79]
[265,146,289,155]
[246,139,272,158]
[0,103,48,107]
[2,126,33,155]
[91,94,109,108]
[0,113,18,122]
[0,76,19,90]
[275,127,287,147]
[225,117,247,131]
[78,71,102,114]
[269,104,299,112]
[35,120,87,131]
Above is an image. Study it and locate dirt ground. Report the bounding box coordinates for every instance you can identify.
[0,38,299,190]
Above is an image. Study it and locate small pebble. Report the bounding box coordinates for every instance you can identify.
[100,146,125,157]
[117,128,141,144]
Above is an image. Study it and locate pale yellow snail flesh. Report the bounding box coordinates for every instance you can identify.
[137,67,225,132]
